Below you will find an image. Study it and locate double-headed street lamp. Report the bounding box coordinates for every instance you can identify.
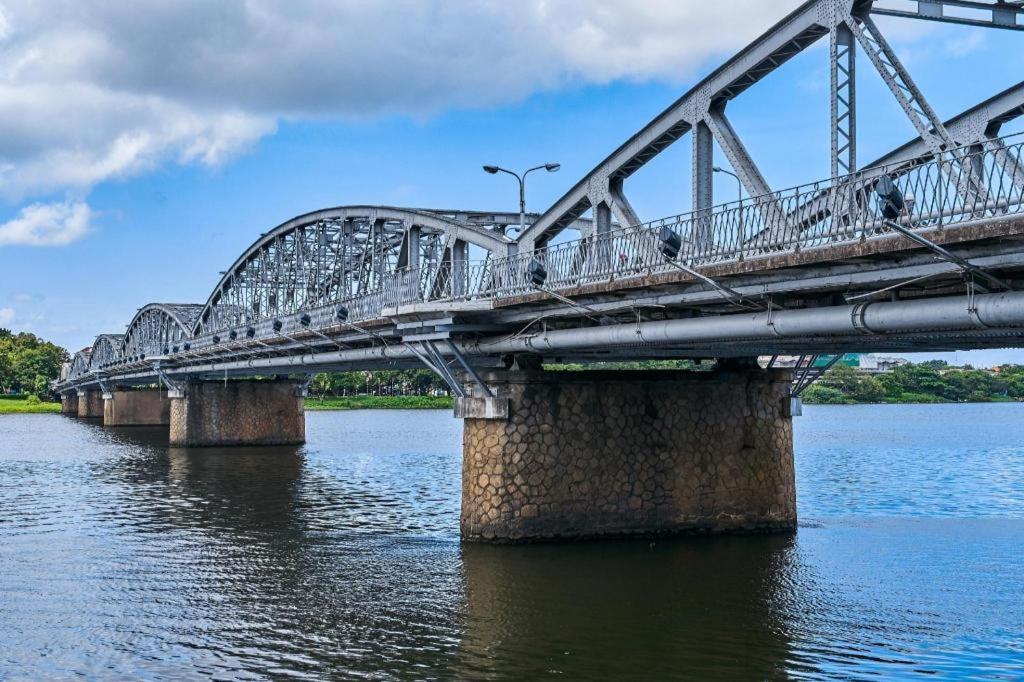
[483,162,560,237]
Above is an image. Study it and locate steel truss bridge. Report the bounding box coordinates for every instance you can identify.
[56,0,1024,399]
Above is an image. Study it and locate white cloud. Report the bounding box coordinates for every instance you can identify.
[0,0,805,203]
[0,307,13,325]
[0,200,91,246]
[946,29,985,57]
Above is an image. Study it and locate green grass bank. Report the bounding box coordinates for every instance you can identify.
[0,396,61,414]
[0,394,454,415]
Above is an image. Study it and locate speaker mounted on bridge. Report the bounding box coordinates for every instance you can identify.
[875,175,905,220]
[528,259,547,287]
[658,226,682,260]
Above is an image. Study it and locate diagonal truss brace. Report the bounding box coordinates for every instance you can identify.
[847,12,955,156]
[792,355,843,396]
[846,12,986,203]
[155,366,186,398]
[702,108,788,239]
[703,108,775,202]
[406,339,494,399]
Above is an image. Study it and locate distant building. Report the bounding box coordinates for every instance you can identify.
[761,354,908,374]
[855,355,909,374]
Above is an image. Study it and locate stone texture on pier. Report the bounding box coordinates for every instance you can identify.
[460,368,795,542]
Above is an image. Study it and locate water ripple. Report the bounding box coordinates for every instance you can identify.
[0,407,1022,678]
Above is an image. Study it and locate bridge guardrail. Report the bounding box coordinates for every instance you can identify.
[344,132,1024,318]
[57,134,1024,386]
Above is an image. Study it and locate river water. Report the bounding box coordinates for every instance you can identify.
[1,404,1022,680]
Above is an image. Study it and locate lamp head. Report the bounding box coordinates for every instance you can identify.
[544,163,561,172]
[712,166,724,173]
[482,165,499,174]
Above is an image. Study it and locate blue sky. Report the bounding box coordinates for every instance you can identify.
[0,1,1021,366]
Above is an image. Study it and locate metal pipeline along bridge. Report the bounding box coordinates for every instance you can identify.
[53,0,1024,541]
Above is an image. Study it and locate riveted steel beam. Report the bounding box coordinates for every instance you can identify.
[870,0,1024,31]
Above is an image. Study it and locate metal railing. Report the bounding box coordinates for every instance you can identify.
[56,133,1024,386]
[312,133,1024,324]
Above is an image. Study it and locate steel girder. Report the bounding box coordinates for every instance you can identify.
[193,206,510,336]
[517,0,830,250]
[88,334,125,372]
[516,0,1020,250]
[870,0,1024,31]
[122,304,203,361]
[58,1,1024,392]
[67,350,92,382]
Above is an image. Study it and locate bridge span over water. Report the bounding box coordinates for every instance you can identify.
[55,0,1024,542]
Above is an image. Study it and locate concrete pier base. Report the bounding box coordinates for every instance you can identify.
[458,368,796,543]
[169,380,306,447]
[60,393,79,415]
[76,389,104,419]
[103,389,171,427]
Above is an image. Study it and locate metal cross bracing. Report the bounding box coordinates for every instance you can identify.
[58,131,1024,392]
[88,335,125,371]
[56,0,1024,396]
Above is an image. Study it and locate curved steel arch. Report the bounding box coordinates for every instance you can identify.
[68,350,92,381]
[194,205,510,335]
[123,304,203,360]
[88,334,125,372]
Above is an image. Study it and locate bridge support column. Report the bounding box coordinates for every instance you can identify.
[60,393,79,416]
[76,389,104,419]
[456,367,796,543]
[103,389,171,427]
[168,380,306,447]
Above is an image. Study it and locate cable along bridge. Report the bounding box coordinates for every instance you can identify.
[52,0,1024,541]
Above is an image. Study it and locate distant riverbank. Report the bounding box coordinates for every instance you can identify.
[0,394,453,415]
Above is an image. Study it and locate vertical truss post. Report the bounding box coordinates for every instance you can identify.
[451,239,468,298]
[831,21,857,178]
[397,224,421,303]
[692,120,714,250]
[593,200,613,271]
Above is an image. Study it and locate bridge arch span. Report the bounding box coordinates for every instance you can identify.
[88,334,125,371]
[123,304,204,361]
[194,205,511,335]
[67,350,92,382]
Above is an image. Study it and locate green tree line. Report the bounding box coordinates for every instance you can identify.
[804,361,1024,404]
[309,369,450,397]
[0,329,69,397]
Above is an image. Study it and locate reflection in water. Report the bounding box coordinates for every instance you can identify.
[1,407,1023,678]
[457,538,797,680]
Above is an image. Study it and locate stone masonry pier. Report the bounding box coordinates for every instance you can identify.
[76,389,104,419]
[169,380,306,447]
[60,393,78,415]
[103,389,171,427]
[458,367,796,543]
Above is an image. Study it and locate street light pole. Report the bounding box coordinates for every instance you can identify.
[713,166,745,247]
[483,163,561,237]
